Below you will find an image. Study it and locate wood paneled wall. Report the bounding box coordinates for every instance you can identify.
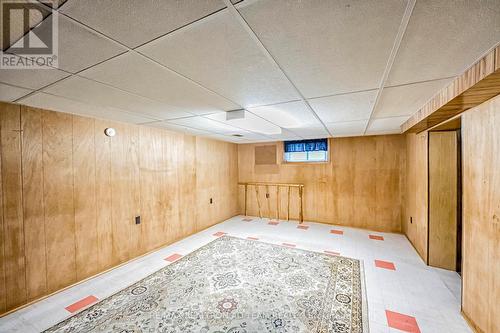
[238,135,406,232]
[0,102,239,314]
[402,132,428,262]
[462,94,500,333]
[428,131,458,271]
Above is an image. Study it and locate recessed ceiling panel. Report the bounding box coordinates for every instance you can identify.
[366,116,409,135]
[0,83,32,102]
[266,128,302,141]
[0,66,69,90]
[167,116,245,135]
[288,124,329,139]
[139,11,299,107]
[19,92,157,123]
[43,76,191,120]
[375,78,452,118]
[202,133,249,143]
[148,122,213,136]
[237,0,407,97]
[387,0,500,86]
[80,52,238,115]
[327,120,368,138]
[8,15,127,73]
[60,0,225,48]
[308,90,377,123]
[247,101,319,129]
[204,111,282,135]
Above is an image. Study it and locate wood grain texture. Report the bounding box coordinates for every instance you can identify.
[238,135,406,232]
[42,110,77,293]
[402,45,500,133]
[0,103,26,310]
[254,145,277,165]
[462,94,500,333]
[0,106,4,314]
[0,101,239,315]
[402,132,428,262]
[20,106,47,301]
[72,116,98,280]
[428,131,458,270]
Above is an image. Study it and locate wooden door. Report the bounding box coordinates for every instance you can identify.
[428,131,458,270]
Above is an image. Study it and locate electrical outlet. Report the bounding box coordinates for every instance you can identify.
[266,193,269,198]
[209,198,213,204]
[135,216,141,225]
[410,216,413,224]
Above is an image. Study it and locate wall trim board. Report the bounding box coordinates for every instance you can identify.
[402,45,500,133]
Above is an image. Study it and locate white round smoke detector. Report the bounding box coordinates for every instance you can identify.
[104,127,116,137]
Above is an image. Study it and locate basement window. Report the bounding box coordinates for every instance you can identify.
[284,139,328,163]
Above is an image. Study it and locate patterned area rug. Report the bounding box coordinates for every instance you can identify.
[45,236,369,333]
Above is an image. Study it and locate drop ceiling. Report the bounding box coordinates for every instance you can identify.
[1,0,499,143]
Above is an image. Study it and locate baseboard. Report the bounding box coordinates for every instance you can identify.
[0,214,238,318]
[461,310,484,333]
[403,233,428,264]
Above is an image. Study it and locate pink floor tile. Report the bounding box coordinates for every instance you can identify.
[297,225,309,230]
[164,253,183,262]
[386,310,421,333]
[213,231,227,237]
[330,229,344,235]
[268,221,279,226]
[247,237,259,240]
[375,259,396,270]
[282,243,296,247]
[324,250,340,256]
[65,295,98,313]
[369,234,384,241]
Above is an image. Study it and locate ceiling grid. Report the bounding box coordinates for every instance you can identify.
[0,0,497,142]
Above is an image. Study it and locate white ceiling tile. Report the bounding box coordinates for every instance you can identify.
[387,0,500,86]
[326,120,368,138]
[366,116,409,135]
[43,76,190,120]
[375,78,452,118]
[139,10,298,107]
[8,15,127,73]
[266,128,302,141]
[204,111,282,135]
[0,83,32,102]
[308,90,377,123]
[18,92,156,123]
[80,52,238,115]
[289,124,329,139]
[167,116,244,135]
[247,101,319,129]
[201,133,249,143]
[237,0,407,97]
[60,0,225,48]
[0,65,69,90]
[147,122,213,136]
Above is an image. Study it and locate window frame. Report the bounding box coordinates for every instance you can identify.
[282,139,330,164]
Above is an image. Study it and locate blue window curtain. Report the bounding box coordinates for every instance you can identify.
[284,138,328,153]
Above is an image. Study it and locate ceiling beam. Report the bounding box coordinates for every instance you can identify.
[401,44,500,133]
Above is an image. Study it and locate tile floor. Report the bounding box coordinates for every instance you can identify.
[0,215,471,333]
